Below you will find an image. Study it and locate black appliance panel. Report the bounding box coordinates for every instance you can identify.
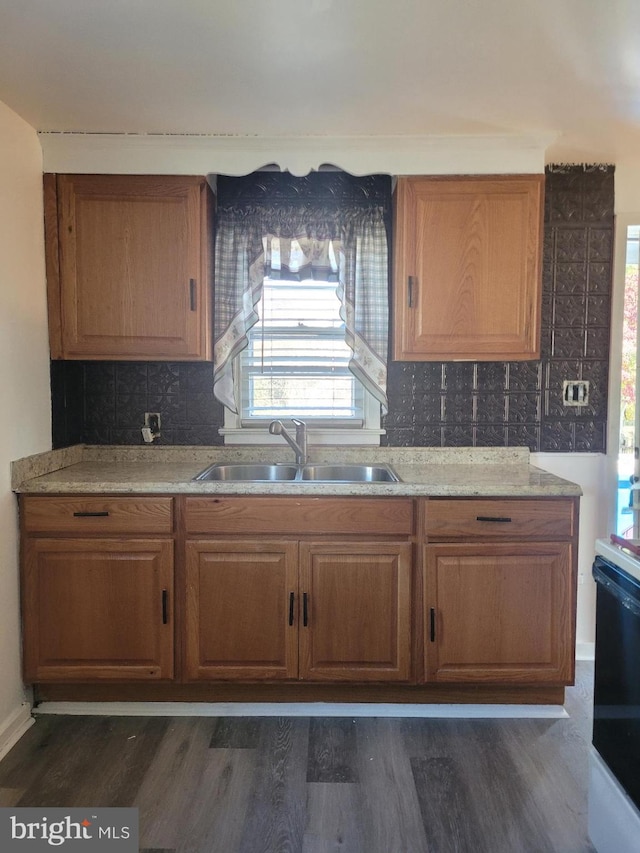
[592,555,640,811]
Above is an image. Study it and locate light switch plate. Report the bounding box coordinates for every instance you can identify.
[563,380,590,406]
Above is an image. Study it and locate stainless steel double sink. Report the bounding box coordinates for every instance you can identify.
[193,462,401,483]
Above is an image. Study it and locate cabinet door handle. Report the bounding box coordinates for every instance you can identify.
[189,278,197,311]
[162,589,168,624]
[303,592,309,627]
[476,516,512,523]
[408,276,416,308]
[429,608,436,642]
[73,511,109,517]
[288,592,295,626]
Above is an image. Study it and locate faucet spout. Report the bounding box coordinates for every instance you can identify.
[269,419,308,465]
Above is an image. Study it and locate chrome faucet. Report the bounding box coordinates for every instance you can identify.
[269,418,308,465]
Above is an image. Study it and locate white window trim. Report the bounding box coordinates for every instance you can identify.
[220,383,384,446]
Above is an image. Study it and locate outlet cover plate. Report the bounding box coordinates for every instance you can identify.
[563,380,590,407]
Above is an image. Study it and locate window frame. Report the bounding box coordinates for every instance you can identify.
[220,277,383,446]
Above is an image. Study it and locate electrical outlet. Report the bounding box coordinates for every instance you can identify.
[144,412,161,432]
[562,380,589,407]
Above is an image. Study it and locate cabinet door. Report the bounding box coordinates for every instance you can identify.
[22,538,174,681]
[424,542,574,684]
[53,174,211,360]
[185,540,299,680]
[393,175,543,361]
[299,541,412,682]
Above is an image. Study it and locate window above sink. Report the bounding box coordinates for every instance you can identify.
[213,172,391,449]
[220,275,383,447]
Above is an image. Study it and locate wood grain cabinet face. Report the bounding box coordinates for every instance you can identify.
[20,496,175,683]
[45,174,212,360]
[183,504,414,685]
[423,497,578,686]
[184,540,299,681]
[299,541,413,682]
[22,496,174,535]
[22,538,174,682]
[424,542,574,684]
[184,539,413,684]
[393,175,544,361]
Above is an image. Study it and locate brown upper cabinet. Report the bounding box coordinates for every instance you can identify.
[44,174,213,360]
[393,175,544,361]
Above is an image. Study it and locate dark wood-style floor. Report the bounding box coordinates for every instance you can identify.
[0,663,595,853]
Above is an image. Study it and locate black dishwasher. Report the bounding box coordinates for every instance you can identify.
[592,554,640,812]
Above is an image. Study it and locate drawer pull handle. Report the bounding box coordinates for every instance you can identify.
[162,589,168,625]
[73,511,109,518]
[189,278,197,311]
[476,516,512,523]
[429,607,436,642]
[303,592,309,627]
[288,592,295,626]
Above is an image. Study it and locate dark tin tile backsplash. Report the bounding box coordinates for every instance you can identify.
[51,360,226,448]
[51,166,613,453]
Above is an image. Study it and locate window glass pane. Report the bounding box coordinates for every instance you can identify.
[618,225,639,535]
[240,278,363,424]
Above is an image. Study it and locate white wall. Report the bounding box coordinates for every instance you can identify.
[531,453,608,657]
[614,161,640,216]
[0,100,50,747]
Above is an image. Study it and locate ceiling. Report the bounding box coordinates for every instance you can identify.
[1,0,640,163]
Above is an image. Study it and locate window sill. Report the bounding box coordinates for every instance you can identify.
[219,427,384,446]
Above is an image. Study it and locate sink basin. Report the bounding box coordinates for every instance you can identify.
[193,462,401,483]
[193,464,299,481]
[300,464,400,482]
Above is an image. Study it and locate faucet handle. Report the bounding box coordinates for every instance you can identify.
[291,418,307,461]
[291,418,307,440]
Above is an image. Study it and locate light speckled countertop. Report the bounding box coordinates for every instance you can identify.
[11,445,582,498]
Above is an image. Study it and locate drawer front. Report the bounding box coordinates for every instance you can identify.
[424,498,575,540]
[22,496,174,534]
[184,497,414,536]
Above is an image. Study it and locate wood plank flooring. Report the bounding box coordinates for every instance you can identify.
[0,663,595,852]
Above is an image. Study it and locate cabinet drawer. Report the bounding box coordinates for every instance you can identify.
[22,496,174,535]
[184,497,414,536]
[424,498,575,540]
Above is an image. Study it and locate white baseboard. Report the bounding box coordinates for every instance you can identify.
[33,700,567,719]
[577,642,595,660]
[0,703,34,762]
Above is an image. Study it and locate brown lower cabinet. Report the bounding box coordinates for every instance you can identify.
[423,497,578,687]
[184,539,412,683]
[22,537,174,681]
[19,493,579,701]
[424,542,574,684]
[185,540,299,681]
